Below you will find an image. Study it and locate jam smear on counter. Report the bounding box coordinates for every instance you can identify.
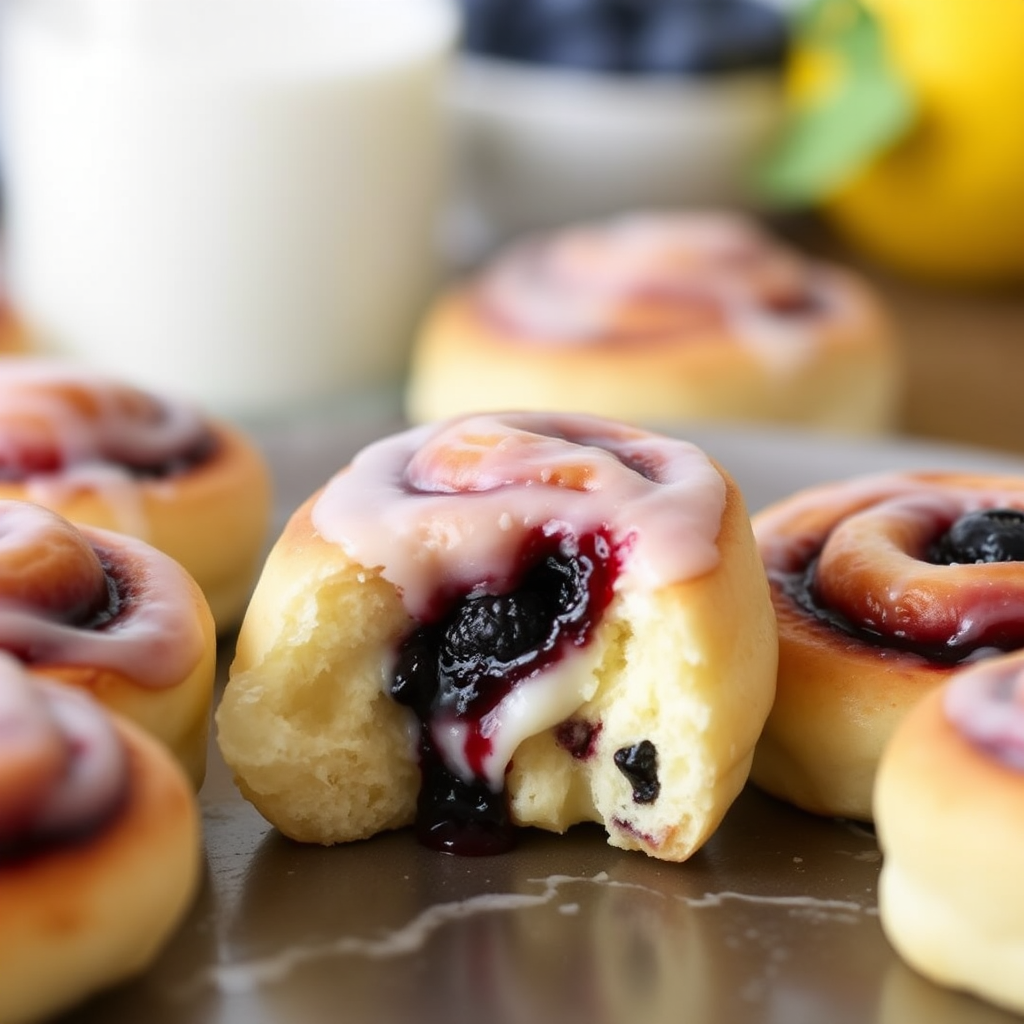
[780,509,1024,664]
[389,526,620,855]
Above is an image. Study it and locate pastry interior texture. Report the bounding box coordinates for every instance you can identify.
[0,654,201,1024]
[0,355,272,632]
[0,499,216,788]
[752,470,1024,820]
[874,652,1024,1015]
[217,411,778,861]
[405,211,902,435]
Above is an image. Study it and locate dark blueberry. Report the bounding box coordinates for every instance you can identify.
[442,591,554,670]
[415,743,516,856]
[435,547,594,713]
[929,509,1024,565]
[629,0,789,74]
[614,739,660,803]
[547,547,593,621]
[390,635,440,719]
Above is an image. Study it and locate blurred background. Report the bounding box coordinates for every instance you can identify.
[441,0,1024,452]
[0,0,1021,449]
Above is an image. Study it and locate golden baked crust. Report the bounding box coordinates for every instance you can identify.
[405,214,901,434]
[0,416,271,634]
[53,418,263,633]
[874,682,1024,1015]
[0,710,201,1024]
[217,417,778,862]
[0,504,217,789]
[0,357,272,632]
[751,470,1024,820]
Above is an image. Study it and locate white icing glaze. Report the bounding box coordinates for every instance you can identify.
[0,501,207,689]
[757,472,1024,648]
[945,655,1024,770]
[475,211,840,369]
[311,412,727,620]
[0,356,210,536]
[0,654,126,847]
[432,638,607,790]
[30,678,128,836]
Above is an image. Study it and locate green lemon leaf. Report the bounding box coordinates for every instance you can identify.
[753,0,916,208]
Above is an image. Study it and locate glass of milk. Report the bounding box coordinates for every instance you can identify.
[0,0,458,420]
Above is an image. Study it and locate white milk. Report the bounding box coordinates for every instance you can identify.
[0,0,458,419]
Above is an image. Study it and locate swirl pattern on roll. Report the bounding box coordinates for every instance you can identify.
[0,500,207,688]
[0,654,127,858]
[0,358,213,526]
[757,472,1024,662]
[0,357,210,472]
[945,653,1024,770]
[311,411,727,619]
[475,212,835,361]
[751,470,1024,821]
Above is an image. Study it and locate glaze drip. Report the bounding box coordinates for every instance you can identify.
[0,357,215,481]
[473,212,825,354]
[0,501,208,689]
[945,655,1024,770]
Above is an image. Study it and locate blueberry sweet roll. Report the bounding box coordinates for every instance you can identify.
[217,412,778,861]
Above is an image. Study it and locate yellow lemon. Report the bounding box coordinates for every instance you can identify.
[823,0,1024,286]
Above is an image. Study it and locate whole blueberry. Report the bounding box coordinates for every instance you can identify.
[930,509,1024,565]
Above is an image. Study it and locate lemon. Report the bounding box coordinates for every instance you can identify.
[822,0,1024,286]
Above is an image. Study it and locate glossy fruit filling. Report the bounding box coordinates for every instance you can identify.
[781,509,1024,663]
[0,554,124,663]
[0,786,128,865]
[389,526,620,855]
[0,431,217,482]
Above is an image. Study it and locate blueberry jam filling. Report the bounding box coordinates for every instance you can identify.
[555,718,601,760]
[779,509,1024,664]
[0,430,217,482]
[2,556,124,663]
[614,740,660,804]
[125,431,218,479]
[389,526,620,855]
